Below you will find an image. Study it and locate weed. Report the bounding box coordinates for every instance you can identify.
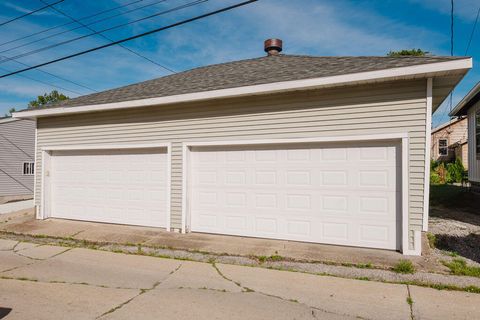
[393,260,415,274]
[426,233,436,248]
[269,255,283,261]
[207,257,216,264]
[442,258,480,278]
[357,263,373,269]
[406,297,413,306]
[258,256,267,263]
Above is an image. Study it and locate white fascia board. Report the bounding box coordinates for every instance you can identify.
[449,80,480,116]
[13,58,472,119]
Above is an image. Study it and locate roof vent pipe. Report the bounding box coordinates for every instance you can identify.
[264,38,282,56]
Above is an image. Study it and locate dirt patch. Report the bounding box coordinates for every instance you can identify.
[428,185,480,266]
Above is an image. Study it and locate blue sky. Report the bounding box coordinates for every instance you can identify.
[0,0,478,128]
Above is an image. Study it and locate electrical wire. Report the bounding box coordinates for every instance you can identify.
[0,0,168,55]
[0,65,84,95]
[0,0,144,48]
[0,0,207,65]
[0,0,65,27]
[0,0,258,79]
[465,6,480,55]
[39,0,175,73]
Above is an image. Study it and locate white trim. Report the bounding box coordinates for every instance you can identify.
[39,143,172,229]
[14,59,472,119]
[181,143,188,234]
[182,134,413,254]
[184,133,408,147]
[33,122,38,205]
[0,117,19,124]
[450,81,480,116]
[400,136,416,255]
[165,142,172,232]
[423,78,433,232]
[41,143,170,151]
[40,150,50,220]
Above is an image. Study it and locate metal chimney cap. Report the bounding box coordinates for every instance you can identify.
[264,38,283,56]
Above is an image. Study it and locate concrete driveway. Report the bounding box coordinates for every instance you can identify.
[0,240,478,320]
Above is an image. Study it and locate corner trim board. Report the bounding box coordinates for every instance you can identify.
[423,78,433,232]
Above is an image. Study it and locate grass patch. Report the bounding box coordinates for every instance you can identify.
[257,255,284,263]
[357,263,373,269]
[426,233,436,248]
[442,258,480,278]
[393,259,415,274]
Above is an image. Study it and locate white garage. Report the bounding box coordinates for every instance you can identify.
[45,147,170,228]
[187,140,402,250]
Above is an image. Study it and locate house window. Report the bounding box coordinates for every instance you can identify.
[476,110,480,156]
[22,162,34,175]
[438,139,448,156]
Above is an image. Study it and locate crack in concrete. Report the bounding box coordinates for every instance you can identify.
[407,284,415,320]
[0,275,142,290]
[0,240,18,251]
[69,230,85,238]
[212,263,368,320]
[96,263,183,319]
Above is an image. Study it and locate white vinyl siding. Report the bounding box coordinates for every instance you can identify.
[34,79,428,249]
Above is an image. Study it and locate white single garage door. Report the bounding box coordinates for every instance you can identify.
[188,141,401,250]
[50,148,169,228]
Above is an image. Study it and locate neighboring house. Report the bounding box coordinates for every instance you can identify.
[450,82,480,192]
[431,117,468,168]
[0,117,35,202]
[14,39,472,255]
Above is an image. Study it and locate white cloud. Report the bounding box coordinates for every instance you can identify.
[409,0,480,21]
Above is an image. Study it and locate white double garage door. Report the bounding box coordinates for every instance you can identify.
[49,141,401,250]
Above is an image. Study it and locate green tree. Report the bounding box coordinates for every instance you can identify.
[387,49,429,57]
[4,107,16,117]
[28,90,69,108]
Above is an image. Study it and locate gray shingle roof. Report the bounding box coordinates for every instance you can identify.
[38,54,467,109]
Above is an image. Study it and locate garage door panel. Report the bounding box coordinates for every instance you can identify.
[50,148,168,228]
[189,142,401,250]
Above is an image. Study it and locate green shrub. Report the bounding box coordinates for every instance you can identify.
[446,158,466,183]
[430,171,441,185]
[393,259,416,274]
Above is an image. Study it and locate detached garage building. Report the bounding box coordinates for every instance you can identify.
[14,42,471,255]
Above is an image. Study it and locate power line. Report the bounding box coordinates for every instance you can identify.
[0,65,83,95]
[451,0,454,56]
[0,0,258,79]
[0,0,207,65]
[0,0,65,27]
[0,0,168,56]
[0,54,97,92]
[0,0,144,48]
[465,6,480,55]
[39,0,176,73]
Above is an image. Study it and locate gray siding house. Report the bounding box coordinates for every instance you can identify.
[14,42,472,255]
[0,117,35,201]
